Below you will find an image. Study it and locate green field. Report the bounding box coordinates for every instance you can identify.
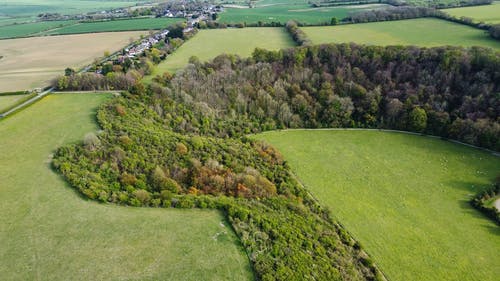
[256,130,500,281]
[444,1,500,24]
[0,16,35,26]
[0,94,29,112]
[0,18,183,39]
[0,20,75,39]
[302,18,500,49]
[0,0,161,17]
[219,3,389,25]
[145,27,295,80]
[0,94,253,281]
[399,0,473,7]
[44,17,184,35]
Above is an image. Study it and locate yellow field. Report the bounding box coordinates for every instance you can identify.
[0,31,145,92]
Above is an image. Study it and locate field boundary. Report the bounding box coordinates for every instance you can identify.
[0,88,52,119]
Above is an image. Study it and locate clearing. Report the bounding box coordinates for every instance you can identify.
[0,93,253,281]
[0,31,146,92]
[302,18,500,49]
[443,1,500,24]
[145,27,295,80]
[256,129,500,281]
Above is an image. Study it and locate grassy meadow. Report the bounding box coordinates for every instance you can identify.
[256,130,500,281]
[145,27,295,80]
[44,17,185,35]
[219,4,389,25]
[302,18,500,49]
[443,1,500,24]
[0,31,145,92]
[0,93,253,281]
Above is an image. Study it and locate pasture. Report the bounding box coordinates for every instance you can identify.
[256,130,500,281]
[219,4,389,25]
[145,27,295,80]
[44,17,184,35]
[0,31,145,92]
[302,18,500,49]
[443,1,500,24]
[0,93,253,281]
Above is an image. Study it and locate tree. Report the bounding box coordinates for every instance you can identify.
[408,107,427,132]
[331,17,338,25]
[64,67,75,76]
[489,24,500,40]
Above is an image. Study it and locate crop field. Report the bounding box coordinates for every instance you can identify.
[0,20,75,39]
[302,18,500,49]
[145,27,295,80]
[44,17,185,35]
[443,1,500,24]
[0,31,146,92]
[0,93,253,281]
[219,3,390,25]
[256,130,500,281]
[0,0,162,17]
[0,16,34,26]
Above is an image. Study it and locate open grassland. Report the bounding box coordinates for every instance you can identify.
[44,17,185,35]
[0,94,29,112]
[256,130,500,281]
[302,18,500,49]
[443,1,500,24]
[0,0,161,17]
[146,27,295,80]
[0,93,253,281]
[219,4,389,25]
[0,31,145,92]
[0,20,75,39]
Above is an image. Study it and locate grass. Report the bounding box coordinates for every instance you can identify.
[0,1,162,17]
[0,31,146,92]
[302,18,500,50]
[0,93,253,281]
[218,3,390,25]
[145,27,295,81]
[443,1,500,24]
[255,129,500,281]
[43,17,185,35]
[0,20,75,39]
[0,94,30,112]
